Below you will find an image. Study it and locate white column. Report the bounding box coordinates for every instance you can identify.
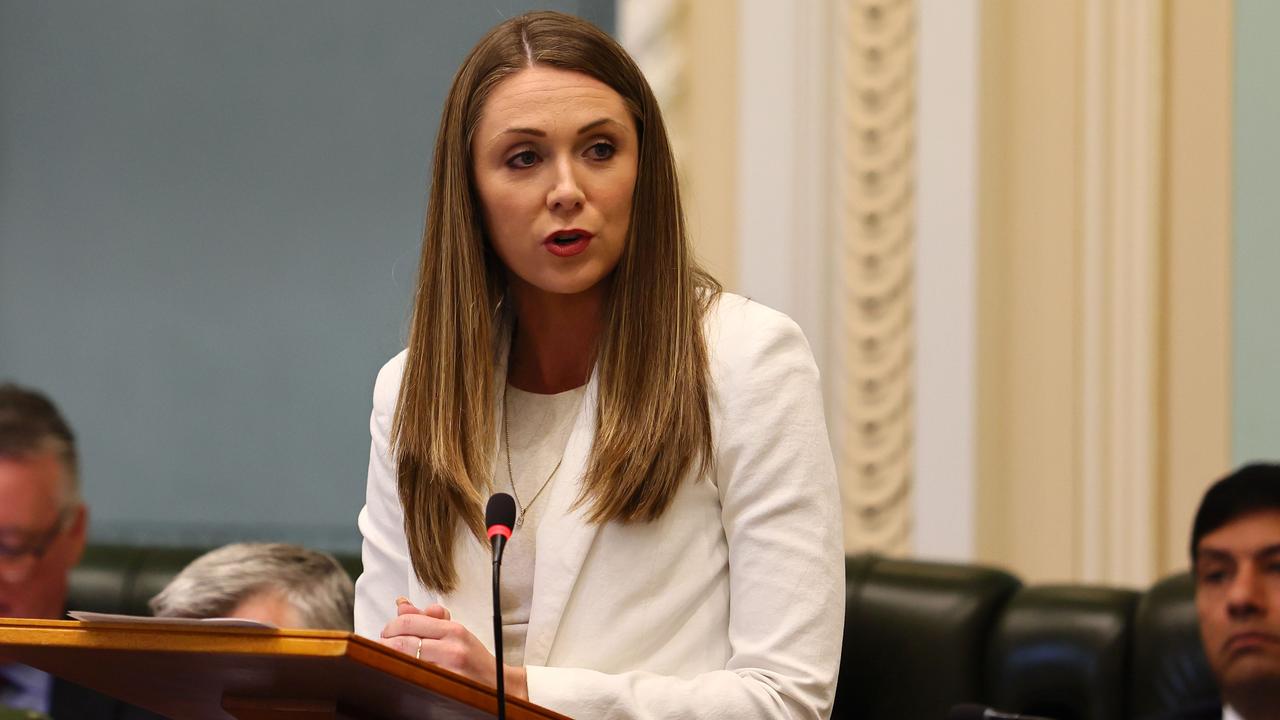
[1079,0,1165,586]
[913,0,979,561]
[735,0,831,373]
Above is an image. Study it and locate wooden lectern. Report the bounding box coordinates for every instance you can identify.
[0,619,570,720]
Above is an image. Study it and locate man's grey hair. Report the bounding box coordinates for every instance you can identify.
[0,382,81,504]
[149,543,355,631]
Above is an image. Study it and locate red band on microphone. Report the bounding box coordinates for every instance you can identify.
[487,524,512,541]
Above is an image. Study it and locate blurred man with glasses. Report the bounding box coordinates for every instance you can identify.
[0,384,84,624]
[0,383,151,718]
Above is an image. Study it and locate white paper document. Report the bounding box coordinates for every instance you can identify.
[67,610,276,629]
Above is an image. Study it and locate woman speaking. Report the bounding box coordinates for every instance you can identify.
[355,11,844,719]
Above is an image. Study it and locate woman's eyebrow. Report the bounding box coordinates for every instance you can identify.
[577,117,625,134]
[497,117,624,138]
[499,127,546,138]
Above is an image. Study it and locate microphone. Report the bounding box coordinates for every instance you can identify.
[947,704,1056,720]
[486,493,517,720]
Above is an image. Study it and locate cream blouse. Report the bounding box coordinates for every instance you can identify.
[498,382,587,666]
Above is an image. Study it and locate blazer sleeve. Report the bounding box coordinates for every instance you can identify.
[353,351,417,640]
[524,302,846,719]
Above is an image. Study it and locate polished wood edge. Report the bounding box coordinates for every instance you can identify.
[0,618,573,720]
[343,639,573,719]
[0,618,350,656]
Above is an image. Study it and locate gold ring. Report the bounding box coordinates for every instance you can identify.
[415,637,422,660]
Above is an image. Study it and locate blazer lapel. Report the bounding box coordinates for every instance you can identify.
[521,369,601,668]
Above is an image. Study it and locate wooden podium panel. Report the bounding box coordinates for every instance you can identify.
[0,619,569,720]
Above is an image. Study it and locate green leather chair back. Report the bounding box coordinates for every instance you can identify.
[834,554,1021,720]
[834,555,1218,720]
[1129,573,1218,718]
[985,586,1138,720]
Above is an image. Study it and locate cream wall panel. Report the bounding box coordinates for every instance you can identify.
[1161,0,1232,575]
[621,0,740,291]
[977,0,1084,583]
[683,0,739,290]
[1078,0,1166,586]
[977,0,1232,585]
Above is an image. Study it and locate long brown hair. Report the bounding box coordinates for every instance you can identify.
[392,11,720,593]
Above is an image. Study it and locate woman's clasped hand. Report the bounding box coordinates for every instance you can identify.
[379,597,529,700]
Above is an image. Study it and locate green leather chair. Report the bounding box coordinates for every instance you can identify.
[834,555,1218,720]
[1129,573,1219,719]
[985,585,1138,720]
[835,555,1021,719]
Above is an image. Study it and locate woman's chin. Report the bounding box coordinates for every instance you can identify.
[512,270,613,300]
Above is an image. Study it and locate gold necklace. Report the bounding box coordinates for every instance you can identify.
[502,383,565,528]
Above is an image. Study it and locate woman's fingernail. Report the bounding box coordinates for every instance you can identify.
[395,595,410,606]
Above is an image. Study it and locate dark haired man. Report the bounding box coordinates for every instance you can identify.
[0,383,154,718]
[1182,463,1280,720]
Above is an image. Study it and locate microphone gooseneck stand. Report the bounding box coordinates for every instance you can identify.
[486,493,516,720]
[492,549,506,720]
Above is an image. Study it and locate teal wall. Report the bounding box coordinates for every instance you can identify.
[1234,0,1280,464]
[0,1,613,552]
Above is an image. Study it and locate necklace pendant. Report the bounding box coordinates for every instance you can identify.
[515,512,525,528]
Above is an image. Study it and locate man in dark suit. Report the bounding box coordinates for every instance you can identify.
[0,383,155,719]
[1178,464,1280,720]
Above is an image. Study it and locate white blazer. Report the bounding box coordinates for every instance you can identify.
[355,293,845,719]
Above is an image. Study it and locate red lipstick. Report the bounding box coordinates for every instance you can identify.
[543,228,593,258]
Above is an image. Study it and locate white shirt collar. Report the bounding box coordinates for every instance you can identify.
[1224,705,1243,720]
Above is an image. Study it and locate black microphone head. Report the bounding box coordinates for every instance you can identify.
[486,492,517,530]
[946,704,991,720]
